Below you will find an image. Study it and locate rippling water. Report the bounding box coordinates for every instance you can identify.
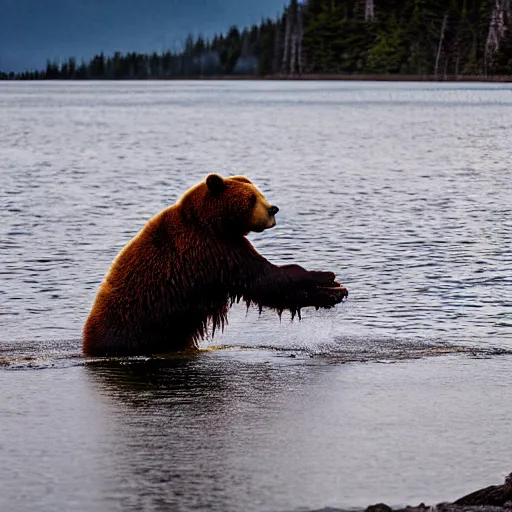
[1,81,511,511]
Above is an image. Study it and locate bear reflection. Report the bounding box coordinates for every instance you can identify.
[85,351,317,511]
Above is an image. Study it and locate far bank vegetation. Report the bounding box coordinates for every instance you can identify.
[2,0,512,80]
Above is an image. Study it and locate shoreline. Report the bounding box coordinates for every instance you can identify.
[359,472,512,512]
[2,73,512,83]
[154,73,512,83]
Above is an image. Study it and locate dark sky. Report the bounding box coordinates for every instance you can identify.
[0,0,287,72]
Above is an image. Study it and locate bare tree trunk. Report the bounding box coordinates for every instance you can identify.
[485,0,507,73]
[282,11,291,74]
[290,32,297,74]
[297,3,304,75]
[434,14,448,76]
[273,22,282,74]
[365,0,375,22]
[486,0,508,54]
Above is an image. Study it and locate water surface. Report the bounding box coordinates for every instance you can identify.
[1,81,511,511]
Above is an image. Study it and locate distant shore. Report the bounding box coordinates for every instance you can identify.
[145,73,512,83]
[3,74,512,83]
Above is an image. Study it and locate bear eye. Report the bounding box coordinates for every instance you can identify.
[248,194,257,207]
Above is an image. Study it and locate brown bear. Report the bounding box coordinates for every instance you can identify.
[83,174,348,357]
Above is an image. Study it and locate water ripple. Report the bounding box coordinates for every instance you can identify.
[0,81,511,350]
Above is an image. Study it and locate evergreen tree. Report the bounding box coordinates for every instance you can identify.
[8,0,512,80]
[45,59,60,79]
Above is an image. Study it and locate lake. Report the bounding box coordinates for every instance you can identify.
[1,80,511,512]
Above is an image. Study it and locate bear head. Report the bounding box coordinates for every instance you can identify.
[179,174,279,236]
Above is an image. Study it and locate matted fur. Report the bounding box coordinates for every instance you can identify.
[82,174,347,357]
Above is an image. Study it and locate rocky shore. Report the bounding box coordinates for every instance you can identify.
[307,473,512,512]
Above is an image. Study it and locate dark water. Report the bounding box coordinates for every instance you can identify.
[1,81,511,511]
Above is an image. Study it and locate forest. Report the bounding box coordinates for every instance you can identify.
[2,0,512,80]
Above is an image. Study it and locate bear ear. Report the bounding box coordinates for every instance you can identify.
[206,174,225,194]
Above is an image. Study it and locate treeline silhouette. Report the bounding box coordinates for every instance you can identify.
[2,0,512,80]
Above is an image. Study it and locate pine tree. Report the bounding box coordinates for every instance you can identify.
[12,0,512,80]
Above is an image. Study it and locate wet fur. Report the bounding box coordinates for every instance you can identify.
[83,175,346,357]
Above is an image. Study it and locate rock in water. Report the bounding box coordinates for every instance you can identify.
[453,472,512,507]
